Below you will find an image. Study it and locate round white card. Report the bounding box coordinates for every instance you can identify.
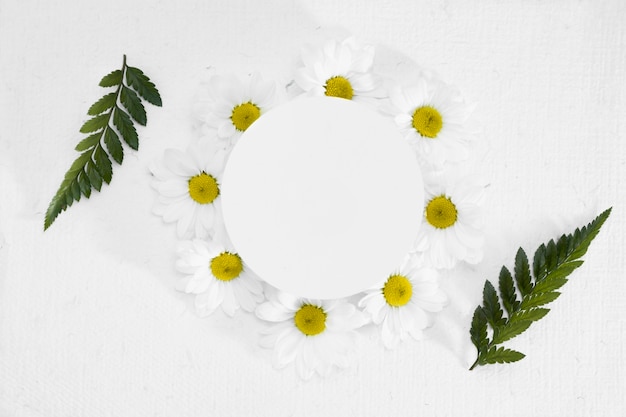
[221,97,423,299]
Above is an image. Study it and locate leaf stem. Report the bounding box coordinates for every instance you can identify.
[469,347,481,370]
[99,55,128,156]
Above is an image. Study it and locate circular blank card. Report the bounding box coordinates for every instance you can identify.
[221,96,424,299]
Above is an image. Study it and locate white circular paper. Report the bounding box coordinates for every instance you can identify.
[221,97,423,299]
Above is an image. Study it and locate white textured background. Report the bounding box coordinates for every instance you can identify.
[1,0,625,416]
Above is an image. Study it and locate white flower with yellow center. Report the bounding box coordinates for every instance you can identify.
[294,38,380,101]
[358,257,446,349]
[175,239,264,317]
[388,77,474,167]
[150,140,226,239]
[200,73,276,145]
[414,176,485,269]
[256,290,367,379]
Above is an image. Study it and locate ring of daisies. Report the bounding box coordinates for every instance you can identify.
[150,37,485,380]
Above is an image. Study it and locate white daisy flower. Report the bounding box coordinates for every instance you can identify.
[413,175,485,269]
[175,239,264,317]
[151,140,227,239]
[256,290,367,379]
[388,77,474,167]
[200,73,276,146]
[294,37,380,101]
[358,256,447,349]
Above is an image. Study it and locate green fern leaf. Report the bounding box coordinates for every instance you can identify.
[532,244,547,282]
[568,208,612,261]
[74,133,101,152]
[498,266,519,317]
[482,280,507,328]
[519,291,561,310]
[85,161,102,191]
[514,248,533,296]
[44,55,161,230]
[93,146,113,184]
[469,209,611,369]
[120,86,147,125]
[492,320,532,344]
[510,307,550,323]
[532,277,568,294]
[87,92,117,116]
[544,239,558,273]
[99,70,122,87]
[79,114,109,134]
[77,170,91,198]
[542,260,584,283]
[113,108,139,150]
[125,66,162,106]
[470,306,489,350]
[480,346,525,365]
[104,128,123,164]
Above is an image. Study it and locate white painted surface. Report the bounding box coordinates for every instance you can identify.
[0,1,624,416]
[222,97,423,299]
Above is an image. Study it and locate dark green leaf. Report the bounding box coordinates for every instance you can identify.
[87,93,117,116]
[470,306,489,351]
[498,266,519,317]
[120,86,147,125]
[74,133,101,151]
[514,248,533,296]
[44,197,65,230]
[44,56,162,230]
[543,260,584,283]
[64,191,74,206]
[521,291,561,309]
[85,161,102,191]
[99,69,122,87]
[568,208,612,261]
[481,346,525,365]
[77,170,92,198]
[482,280,506,328]
[70,179,81,201]
[493,320,532,344]
[469,210,610,369]
[93,146,113,184]
[510,308,550,323]
[555,234,570,264]
[79,114,109,134]
[125,66,162,106]
[533,244,547,282]
[543,239,558,275]
[69,152,93,174]
[104,128,124,164]
[533,277,568,294]
[112,108,138,150]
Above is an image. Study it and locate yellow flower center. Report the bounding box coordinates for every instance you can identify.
[210,252,244,281]
[382,274,413,307]
[231,102,261,131]
[188,172,219,204]
[324,76,354,100]
[425,195,458,229]
[294,304,327,336]
[412,106,443,138]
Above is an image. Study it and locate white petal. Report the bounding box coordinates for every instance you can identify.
[161,198,189,223]
[157,179,188,198]
[163,149,197,177]
[220,285,239,317]
[232,280,258,312]
[217,120,237,139]
[256,301,292,322]
[273,330,303,368]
